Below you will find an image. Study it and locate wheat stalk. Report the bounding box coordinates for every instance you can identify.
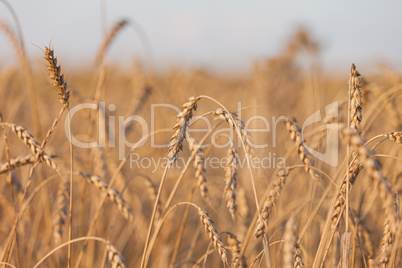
[78,172,134,224]
[0,20,41,136]
[255,168,289,238]
[95,19,128,64]
[168,96,201,164]
[53,178,70,244]
[144,177,162,223]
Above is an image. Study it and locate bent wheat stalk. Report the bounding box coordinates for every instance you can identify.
[32,237,125,268]
[95,19,128,64]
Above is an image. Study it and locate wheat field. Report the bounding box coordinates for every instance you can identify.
[1,8,402,268]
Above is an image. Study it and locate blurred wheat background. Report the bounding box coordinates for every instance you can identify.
[0,1,402,268]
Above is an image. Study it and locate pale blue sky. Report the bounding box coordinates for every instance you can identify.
[1,1,402,73]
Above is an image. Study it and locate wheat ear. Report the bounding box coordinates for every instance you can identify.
[224,141,238,219]
[106,243,126,268]
[44,46,70,105]
[331,159,362,231]
[284,116,320,180]
[168,96,201,164]
[226,232,247,267]
[78,172,134,224]
[255,168,289,238]
[214,107,251,154]
[383,132,402,145]
[283,213,297,268]
[197,207,228,264]
[188,137,208,199]
[0,154,36,174]
[6,124,60,173]
[349,64,363,132]
[53,178,70,244]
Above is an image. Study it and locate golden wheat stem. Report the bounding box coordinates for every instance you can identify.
[0,19,41,138]
[168,131,220,268]
[0,114,20,267]
[95,19,128,64]
[74,128,171,268]
[32,236,125,268]
[145,126,221,268]
[141,167,168,268]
